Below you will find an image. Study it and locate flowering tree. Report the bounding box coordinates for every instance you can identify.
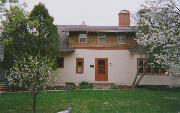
[0,0,18,18]
[133,0,180,87]
[0,2,59,113]
[7,55,56,113]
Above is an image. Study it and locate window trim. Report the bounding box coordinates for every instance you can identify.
[98,34,106,44]
[117,35,126,44]
[79,34,87,43]
[76,58,84,74]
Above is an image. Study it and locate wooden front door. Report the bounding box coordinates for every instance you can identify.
[95,58,108,81]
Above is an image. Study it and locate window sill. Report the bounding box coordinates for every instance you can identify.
[79,42,87,44]
[117,43,126,44]
[98,43,106,44]
[76,72,84,74]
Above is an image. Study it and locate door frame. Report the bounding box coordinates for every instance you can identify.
[95,58,108,81]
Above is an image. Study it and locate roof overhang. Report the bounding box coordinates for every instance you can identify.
[60,25,137,33]
[60,48,75,52]
[62,29,136,33]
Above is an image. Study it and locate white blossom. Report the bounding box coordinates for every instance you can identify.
[7,55,57,92]
[136,0,180,76]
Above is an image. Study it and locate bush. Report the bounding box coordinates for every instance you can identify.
[111,85,119,89]
[79,81,93,89]
[65,82,76,90]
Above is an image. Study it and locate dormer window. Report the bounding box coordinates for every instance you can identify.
[98,35,106,44]
[79,34,87,43]
[117,35,126,44]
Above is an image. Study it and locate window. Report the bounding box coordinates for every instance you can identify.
[137,58,145,74]
[137,58,166,75]
[98,35,106,44]
[76,58,84,73]
[176,66,180,75]
[79,34,87,43]
[117,35,126,44]
[146,65,152,74]
[153,67,160,74]
[57,57,64,68]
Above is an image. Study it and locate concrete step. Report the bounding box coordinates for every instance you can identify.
[93,83,114,89]
[0,82,8,91]
[0,81,6,84]
[0,83,6,86]
[0,87,8,91]
[0,83,8,86]
[0,85,7,88]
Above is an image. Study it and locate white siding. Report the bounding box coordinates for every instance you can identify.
[54,49,180,86]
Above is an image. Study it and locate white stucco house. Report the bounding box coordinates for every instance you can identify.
[54,10,180,87]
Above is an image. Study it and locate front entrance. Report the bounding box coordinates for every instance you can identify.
[95,58,108,81]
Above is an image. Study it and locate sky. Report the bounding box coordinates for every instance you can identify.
[24,0,145,26]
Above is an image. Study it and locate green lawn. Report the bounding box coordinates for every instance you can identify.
[0,88,180,113]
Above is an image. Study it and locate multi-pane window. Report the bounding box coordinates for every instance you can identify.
[137,58,166,75]
[98,35,106,44]
[117,35,126,44]
[79,34,87,43]
[57,57,64,68]
[76,58,84,73]
[137,58,145,74]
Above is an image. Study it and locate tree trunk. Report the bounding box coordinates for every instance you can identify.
[134,73,145,87]
[132,71,139,88]
[32,91,37,113]
[132,61,148,88]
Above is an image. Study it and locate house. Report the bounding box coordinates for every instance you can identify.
[54,10,180,87]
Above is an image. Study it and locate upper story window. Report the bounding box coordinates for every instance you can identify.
[117,35,126,44]
[79,34,87,43]
[98,35,106,44]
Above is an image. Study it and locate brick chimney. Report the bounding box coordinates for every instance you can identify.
[118,10,130,27]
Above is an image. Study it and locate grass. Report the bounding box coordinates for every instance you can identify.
[0,88,180,113]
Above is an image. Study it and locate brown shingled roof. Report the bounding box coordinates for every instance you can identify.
[58,25,136,33]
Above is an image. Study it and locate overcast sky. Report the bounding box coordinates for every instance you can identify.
[25,0,145,26]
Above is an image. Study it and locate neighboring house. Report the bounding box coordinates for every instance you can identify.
[55,10,180,87]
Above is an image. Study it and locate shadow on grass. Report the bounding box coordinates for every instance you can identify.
[137,85,180,92]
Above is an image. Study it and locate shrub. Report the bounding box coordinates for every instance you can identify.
[111,85,119,89]
[65,82,76,90]
[79,81,93,89]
